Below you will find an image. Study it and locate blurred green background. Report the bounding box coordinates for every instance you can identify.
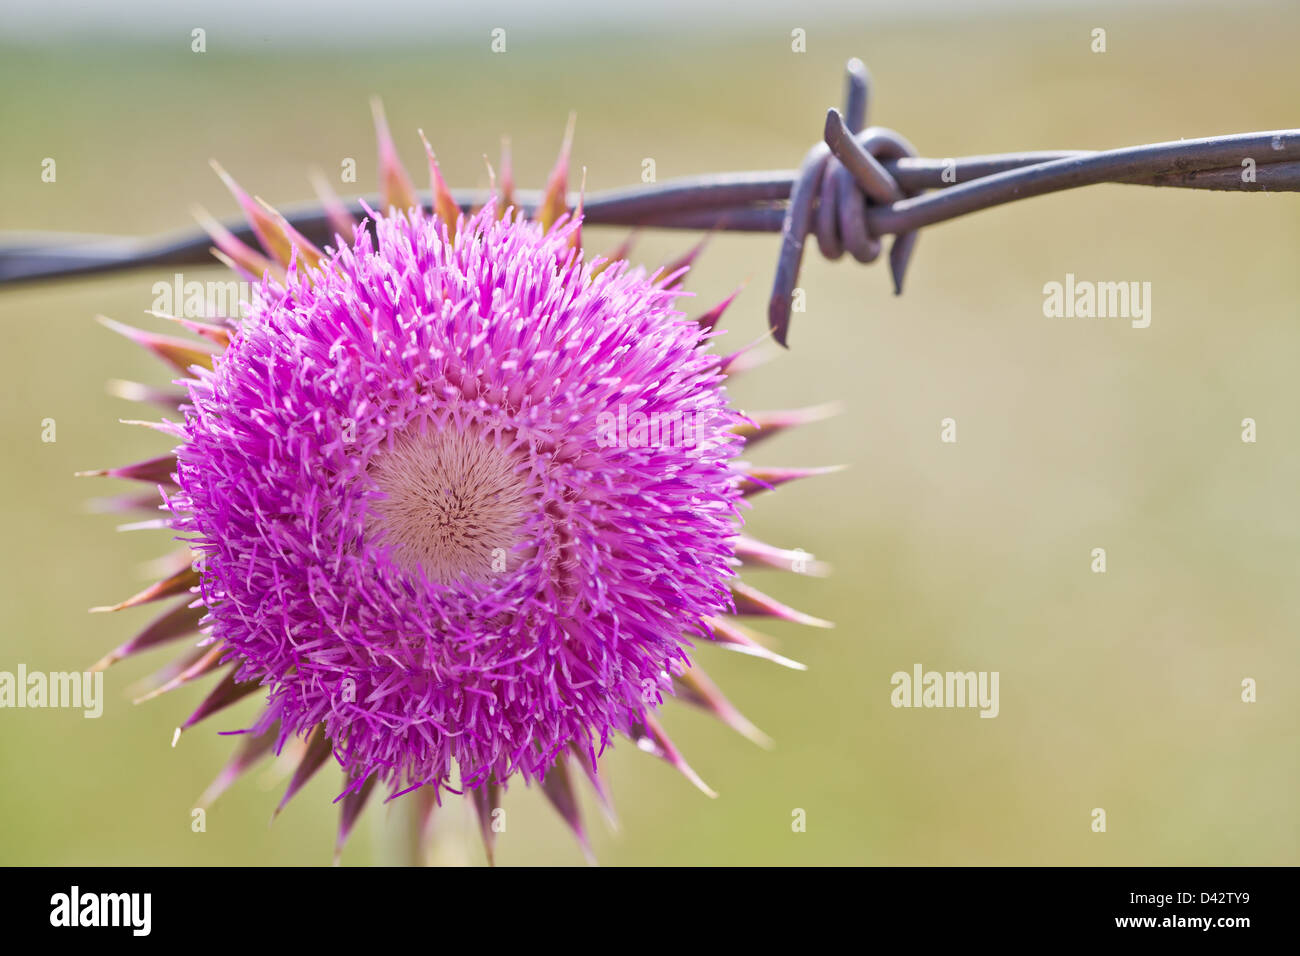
[1,1,1297,865]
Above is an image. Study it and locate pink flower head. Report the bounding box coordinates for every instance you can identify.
[172,203,744,796]
[86,111,835,862]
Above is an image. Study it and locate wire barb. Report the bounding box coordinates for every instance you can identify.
[1,59,1295,348]
[765,62,1298,346]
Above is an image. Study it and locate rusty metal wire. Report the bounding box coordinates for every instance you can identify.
[2,58,1296,346]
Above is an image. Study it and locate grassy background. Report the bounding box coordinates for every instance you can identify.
[1,2,1297,865]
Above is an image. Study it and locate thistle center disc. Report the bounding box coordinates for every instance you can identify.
[367,423,528,583]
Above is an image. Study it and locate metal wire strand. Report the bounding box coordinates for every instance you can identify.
[1,58,1295,347]
[767,63,1297,345]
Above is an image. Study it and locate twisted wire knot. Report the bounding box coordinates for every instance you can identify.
[769,58,921,346]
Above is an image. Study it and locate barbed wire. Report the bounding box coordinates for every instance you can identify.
[1,58,1295,345]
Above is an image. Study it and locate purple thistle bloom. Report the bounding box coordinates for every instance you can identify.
[174,203,743,793]
[85,112,835,863]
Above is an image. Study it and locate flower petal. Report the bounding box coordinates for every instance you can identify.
[370,97,419,213]
[496,136,514,219]
[192,204,281,282]
[177,668,261,734]
[96,316,216,374]
[274,724,333,819]
[657,233,711,290]
[89,564,199,614]
[733,535,829,575]
[704,615,807,670]
[149,310,234,348]
[738,465,845,498]
[470,779,503,867]
[672,665,772,748]
[133,643,228,704]
[91,598,204,671]
[309,167,360,242]
[196,723,279,809]
[210,161,303,269]
[537,113,575,232]
[418,129,461,240]
[334,774,378,863]
[254,197,326,273]
[732,403,840,448]
[77,453,179,487]
[629,713,716,798]
[694,285,742,333]
[568,741,617,829]
[729,580,833,628]
[105,380,188,409]
[540,758,595,864]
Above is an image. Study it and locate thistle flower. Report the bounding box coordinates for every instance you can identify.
[84,103,836,864]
